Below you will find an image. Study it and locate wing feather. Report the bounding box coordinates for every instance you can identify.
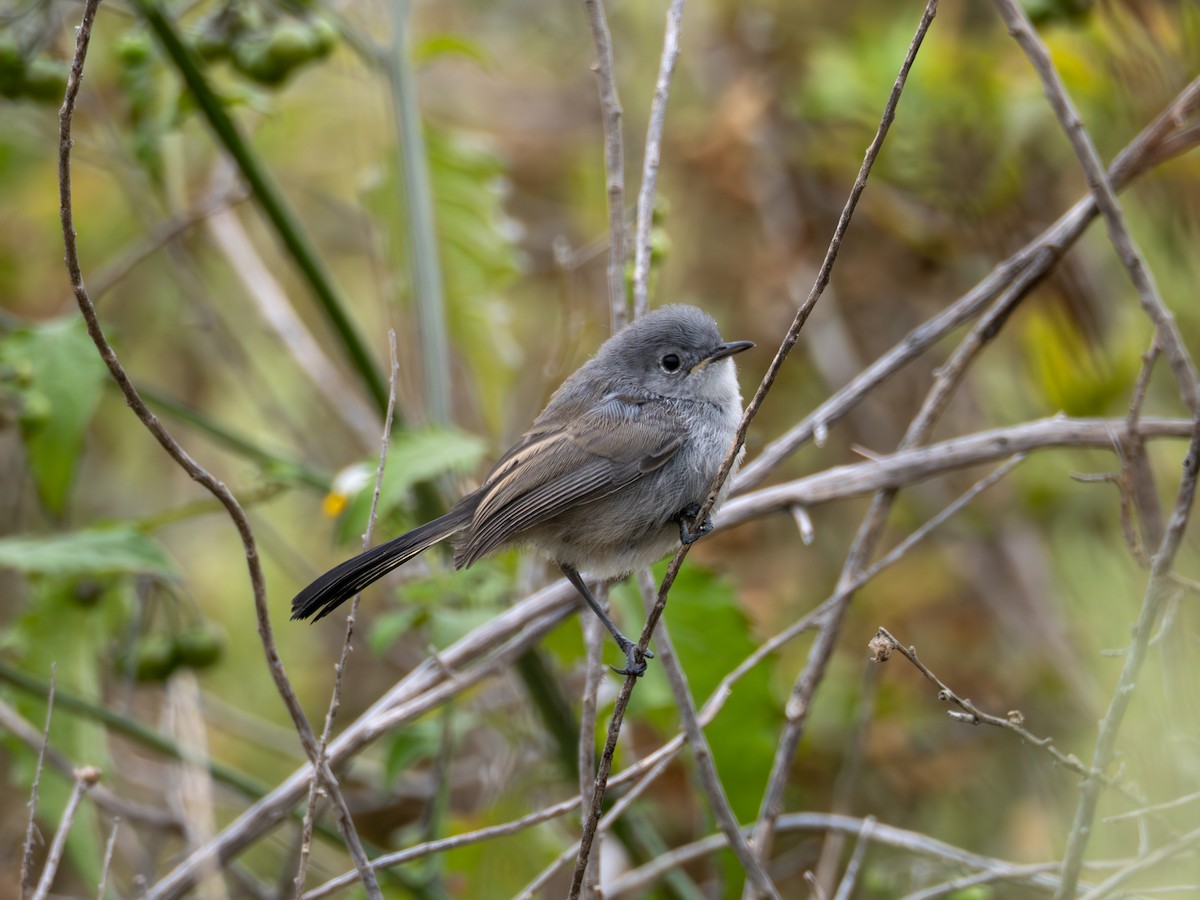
[456,394,683,567]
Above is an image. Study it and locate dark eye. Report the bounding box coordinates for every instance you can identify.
[660,353,682,373]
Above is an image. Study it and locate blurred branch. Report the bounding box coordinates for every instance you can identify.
[629,0,683,321]
[737,73,1200,491]
[605,811,1073,898]
[137,386,329,490]
[989,0,1199,414]
[582,0,629,329]
[88,186,249,301]
[29,767,100,900]
[1078,825,1200,900]
[132,0,390,413]
[978,6,1200,896]
[0,694,172,833]
[0,663,266,809]
[18,663,53,900]
[204,183,382,448]
[390,0,451,425]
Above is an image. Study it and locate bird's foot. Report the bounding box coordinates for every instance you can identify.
[677,503,715,545]
[611,639,654,677]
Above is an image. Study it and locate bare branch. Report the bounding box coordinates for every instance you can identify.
[582,0,629,329]
[629,0,684,320]
[737,75,1200,492]
[1078,825,1200,900]
[870,627,1109,784]
[832,816,876,900]
[31,767,101,900]
[96,819,120,900]
[989,0,1199,413]
[634,570,781,898]
[605,812,1070,898]
[19,664,55,900]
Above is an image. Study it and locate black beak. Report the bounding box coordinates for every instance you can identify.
[704,340,755,363]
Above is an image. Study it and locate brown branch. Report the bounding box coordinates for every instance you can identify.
[989,0,1199,414]
[869,627,1109,784]
[19,665,54,900]
[30,767,100,900]
[978,7,1200,896]
[57,3,380,896]
[633,570,781,898]
[737,75,1200,492]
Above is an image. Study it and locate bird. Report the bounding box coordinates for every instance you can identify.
[291,304,753,675]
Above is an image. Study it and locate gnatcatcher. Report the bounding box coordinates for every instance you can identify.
[291,305,753,675]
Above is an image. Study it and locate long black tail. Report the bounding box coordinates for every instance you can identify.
[291,508,470,622]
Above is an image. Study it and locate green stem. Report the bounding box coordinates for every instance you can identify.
[390,0,451,426]
[0,660,269,799]
[139,385,330,491]
[133,0,390,415]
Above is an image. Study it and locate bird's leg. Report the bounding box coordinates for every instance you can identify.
[677,503,714,545]
[559,563,652,677]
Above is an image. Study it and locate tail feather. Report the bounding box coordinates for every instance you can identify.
[291,509,468,622]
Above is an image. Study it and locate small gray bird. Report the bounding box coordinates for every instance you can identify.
[291,305,752,675]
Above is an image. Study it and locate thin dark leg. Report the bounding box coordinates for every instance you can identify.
[677,503,714,545]
[559,562,653,677]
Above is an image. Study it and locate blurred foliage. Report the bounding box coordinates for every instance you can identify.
[1,0,1198,896]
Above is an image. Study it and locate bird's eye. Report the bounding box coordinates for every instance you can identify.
[660,353,682,373]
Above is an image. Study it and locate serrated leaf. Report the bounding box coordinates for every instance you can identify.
[0,526,176,578]
[0,318,107,515]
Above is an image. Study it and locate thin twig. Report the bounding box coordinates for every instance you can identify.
[989,0,1199,414]
[578,606,605,900]
[870,628,1110,784]
[634,570,781,899]
[582,0,629,328]
[303,796,580,899]
[1078,825,1200,900]
[605,811,1069,899]
[832,816,876,900]
[96,818,120,900]
[963,29,1200,890]
[0,696,180,830]
[1058,412,1200,896]
[57,4,381,896]
[30,767,101,900]
[296,331,399,893]
[19,664,55,900]
[1104,790,1200,824]
[736,75,1200,492]
[629,0,684,320]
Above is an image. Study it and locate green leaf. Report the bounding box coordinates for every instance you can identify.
[618,565,777,823]
[336,426,486,544]
[0,526,177,578]
[0,318,107,515]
